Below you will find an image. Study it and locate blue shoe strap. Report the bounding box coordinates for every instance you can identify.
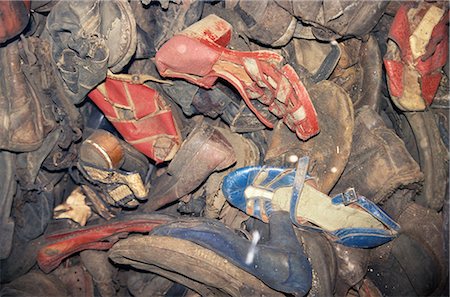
[331,189,400,232]
[290,157,310,227]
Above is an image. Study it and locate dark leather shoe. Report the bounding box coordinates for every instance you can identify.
[143,122,236,212]
[331,106,423,204]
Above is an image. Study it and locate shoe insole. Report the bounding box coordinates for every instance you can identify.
[271,184,385,231]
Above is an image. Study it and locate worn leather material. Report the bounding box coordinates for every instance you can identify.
[110,234,284,297]
[368,203,446,296]
[384,3,448,111]
[155,14,319,141]
[0,1,30,44]
[332,106,423,204]
[114,213,312,296]
[0,271,68,296]
[233,0,296,46]
[0,40,46,152]
[89,75,181,163]
[265,80,354,194]
[143,122,236,212]
[277,0,388,40]
[35,214,172,273]
[0,152,16,260]
[45,0,137,103]
[404,111,448,211]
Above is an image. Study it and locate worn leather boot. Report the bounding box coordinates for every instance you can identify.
[110,213,311,296]
[331,106,423,205]
[0,40,45,152]
[143,122,236,212]
[330,35,384,111]
[109,234,284,297]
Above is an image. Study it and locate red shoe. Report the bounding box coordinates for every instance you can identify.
[154,14,319,141]
[89,74,181,163]
[384,3,448,111]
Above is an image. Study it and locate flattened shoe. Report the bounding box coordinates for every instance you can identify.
[384,2,448,111]
[222,161,400,248]
[145,213,312,296]
[155,14,319,141]
[109,235,284,297]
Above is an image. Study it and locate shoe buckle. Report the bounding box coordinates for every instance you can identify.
[342,188,358,205]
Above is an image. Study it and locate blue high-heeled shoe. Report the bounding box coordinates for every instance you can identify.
[222,158,400,248]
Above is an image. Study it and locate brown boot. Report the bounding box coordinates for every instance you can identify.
[143,122,236,212]
[0,40,45,152]
[331,106,423,204]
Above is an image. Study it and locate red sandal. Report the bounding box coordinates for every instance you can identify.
[88,73,182,163]
[154,14,319,141]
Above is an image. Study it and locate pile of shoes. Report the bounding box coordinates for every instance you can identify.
[0,0,448,296]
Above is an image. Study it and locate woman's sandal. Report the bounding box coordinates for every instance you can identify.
[222,158,400,248]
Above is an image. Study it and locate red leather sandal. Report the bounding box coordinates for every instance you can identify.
[154,14,319,141]
[384,3,448,111]
[88,73,181,163]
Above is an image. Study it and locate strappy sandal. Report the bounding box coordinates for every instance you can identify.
[222,158,400,248]
[154,14,319,141]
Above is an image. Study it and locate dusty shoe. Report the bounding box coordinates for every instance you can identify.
[109,234,284,297]
[278,0,388,40]
[203,126,260,220]
[0,271,68,296]
[88,73,182,163]
[143,122,236,212]
[384,2,448,111]
[0,40,46,152]
[0,1,30,44]
[45,0,137,103]
[368,203,447,296]
[330,35,384,111]
[229,0,297,47]
[265,80,354,194]
[331,106,423,205]
[291,38,341,83]
[51,263,95,297]
[155,14,319,141]
[111,213,311,296]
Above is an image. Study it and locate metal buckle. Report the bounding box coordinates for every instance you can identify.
[342,188,358,205]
